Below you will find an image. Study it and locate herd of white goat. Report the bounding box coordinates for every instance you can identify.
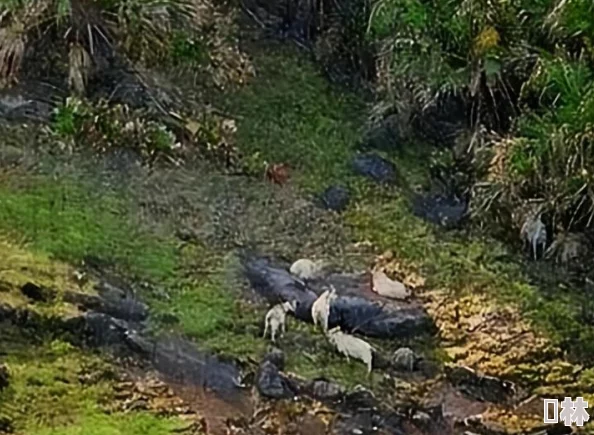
[262,258,416,376]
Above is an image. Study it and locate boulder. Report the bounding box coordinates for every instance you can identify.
[318,185,350,212]
[352,154,397,185]
[242,254,435,339]
[305,378,344,402]
[344,385,376,409]
[70,312,131,347]
[256,360,297,399]
[242,254,318,322]
[391,347,418,372]
[125,332,244,395]
[262,348,285,371]
[62,280,149,322]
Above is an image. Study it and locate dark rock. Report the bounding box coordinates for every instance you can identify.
[306,378,344,402]
[410,405,452,434]
[0,364,9,391]
[391,347,418,372]
[131,334,244,395]
[413,92,469,148]
[20,282,55,303]
[328,296,433,339]
[256,361,297,399]
[445,365,516,404]
[412,194,467,229]
[352,154,397,184]
[344,386,376,410]
[241,254,318,321]
[262,348,285,371]
[69,312,131,347]
[0,86,55,123]
[319,185,350,212]
[242,255,435,339]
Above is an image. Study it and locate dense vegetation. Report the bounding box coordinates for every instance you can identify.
[257,0,594,263]
[0,0,252,166]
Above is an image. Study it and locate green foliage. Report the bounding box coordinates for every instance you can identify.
[357,0,594,245]
[50,97,177,159]
[475,56,594,232]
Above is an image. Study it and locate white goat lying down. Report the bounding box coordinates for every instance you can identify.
[263,300,296,342]
[289,258,326,280]
[327,326,375,374]
[311,286,337,332]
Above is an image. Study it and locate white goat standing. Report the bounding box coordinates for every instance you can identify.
[520,213,547,259]
[263,300,296,343]
[311,286,337,332]
[328,326,375,374]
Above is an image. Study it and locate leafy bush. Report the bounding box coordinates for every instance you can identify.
[49,97,177,159]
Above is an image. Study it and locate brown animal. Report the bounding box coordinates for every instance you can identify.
[265,163,290,185]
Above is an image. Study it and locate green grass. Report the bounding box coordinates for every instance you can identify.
[0,326,185,435]
[0,174,176,282]
[224,43,365,191]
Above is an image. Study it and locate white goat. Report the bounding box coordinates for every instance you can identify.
[290,258,326,280]
[263,300,296,343]
[520,213,547,259]
[311,286,337,332]
[328,326,375,374]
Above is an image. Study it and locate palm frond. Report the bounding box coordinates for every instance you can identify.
[0,23,25,86]
[68,41,91,95]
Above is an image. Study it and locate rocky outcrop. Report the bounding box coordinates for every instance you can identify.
[242,254,435,339]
